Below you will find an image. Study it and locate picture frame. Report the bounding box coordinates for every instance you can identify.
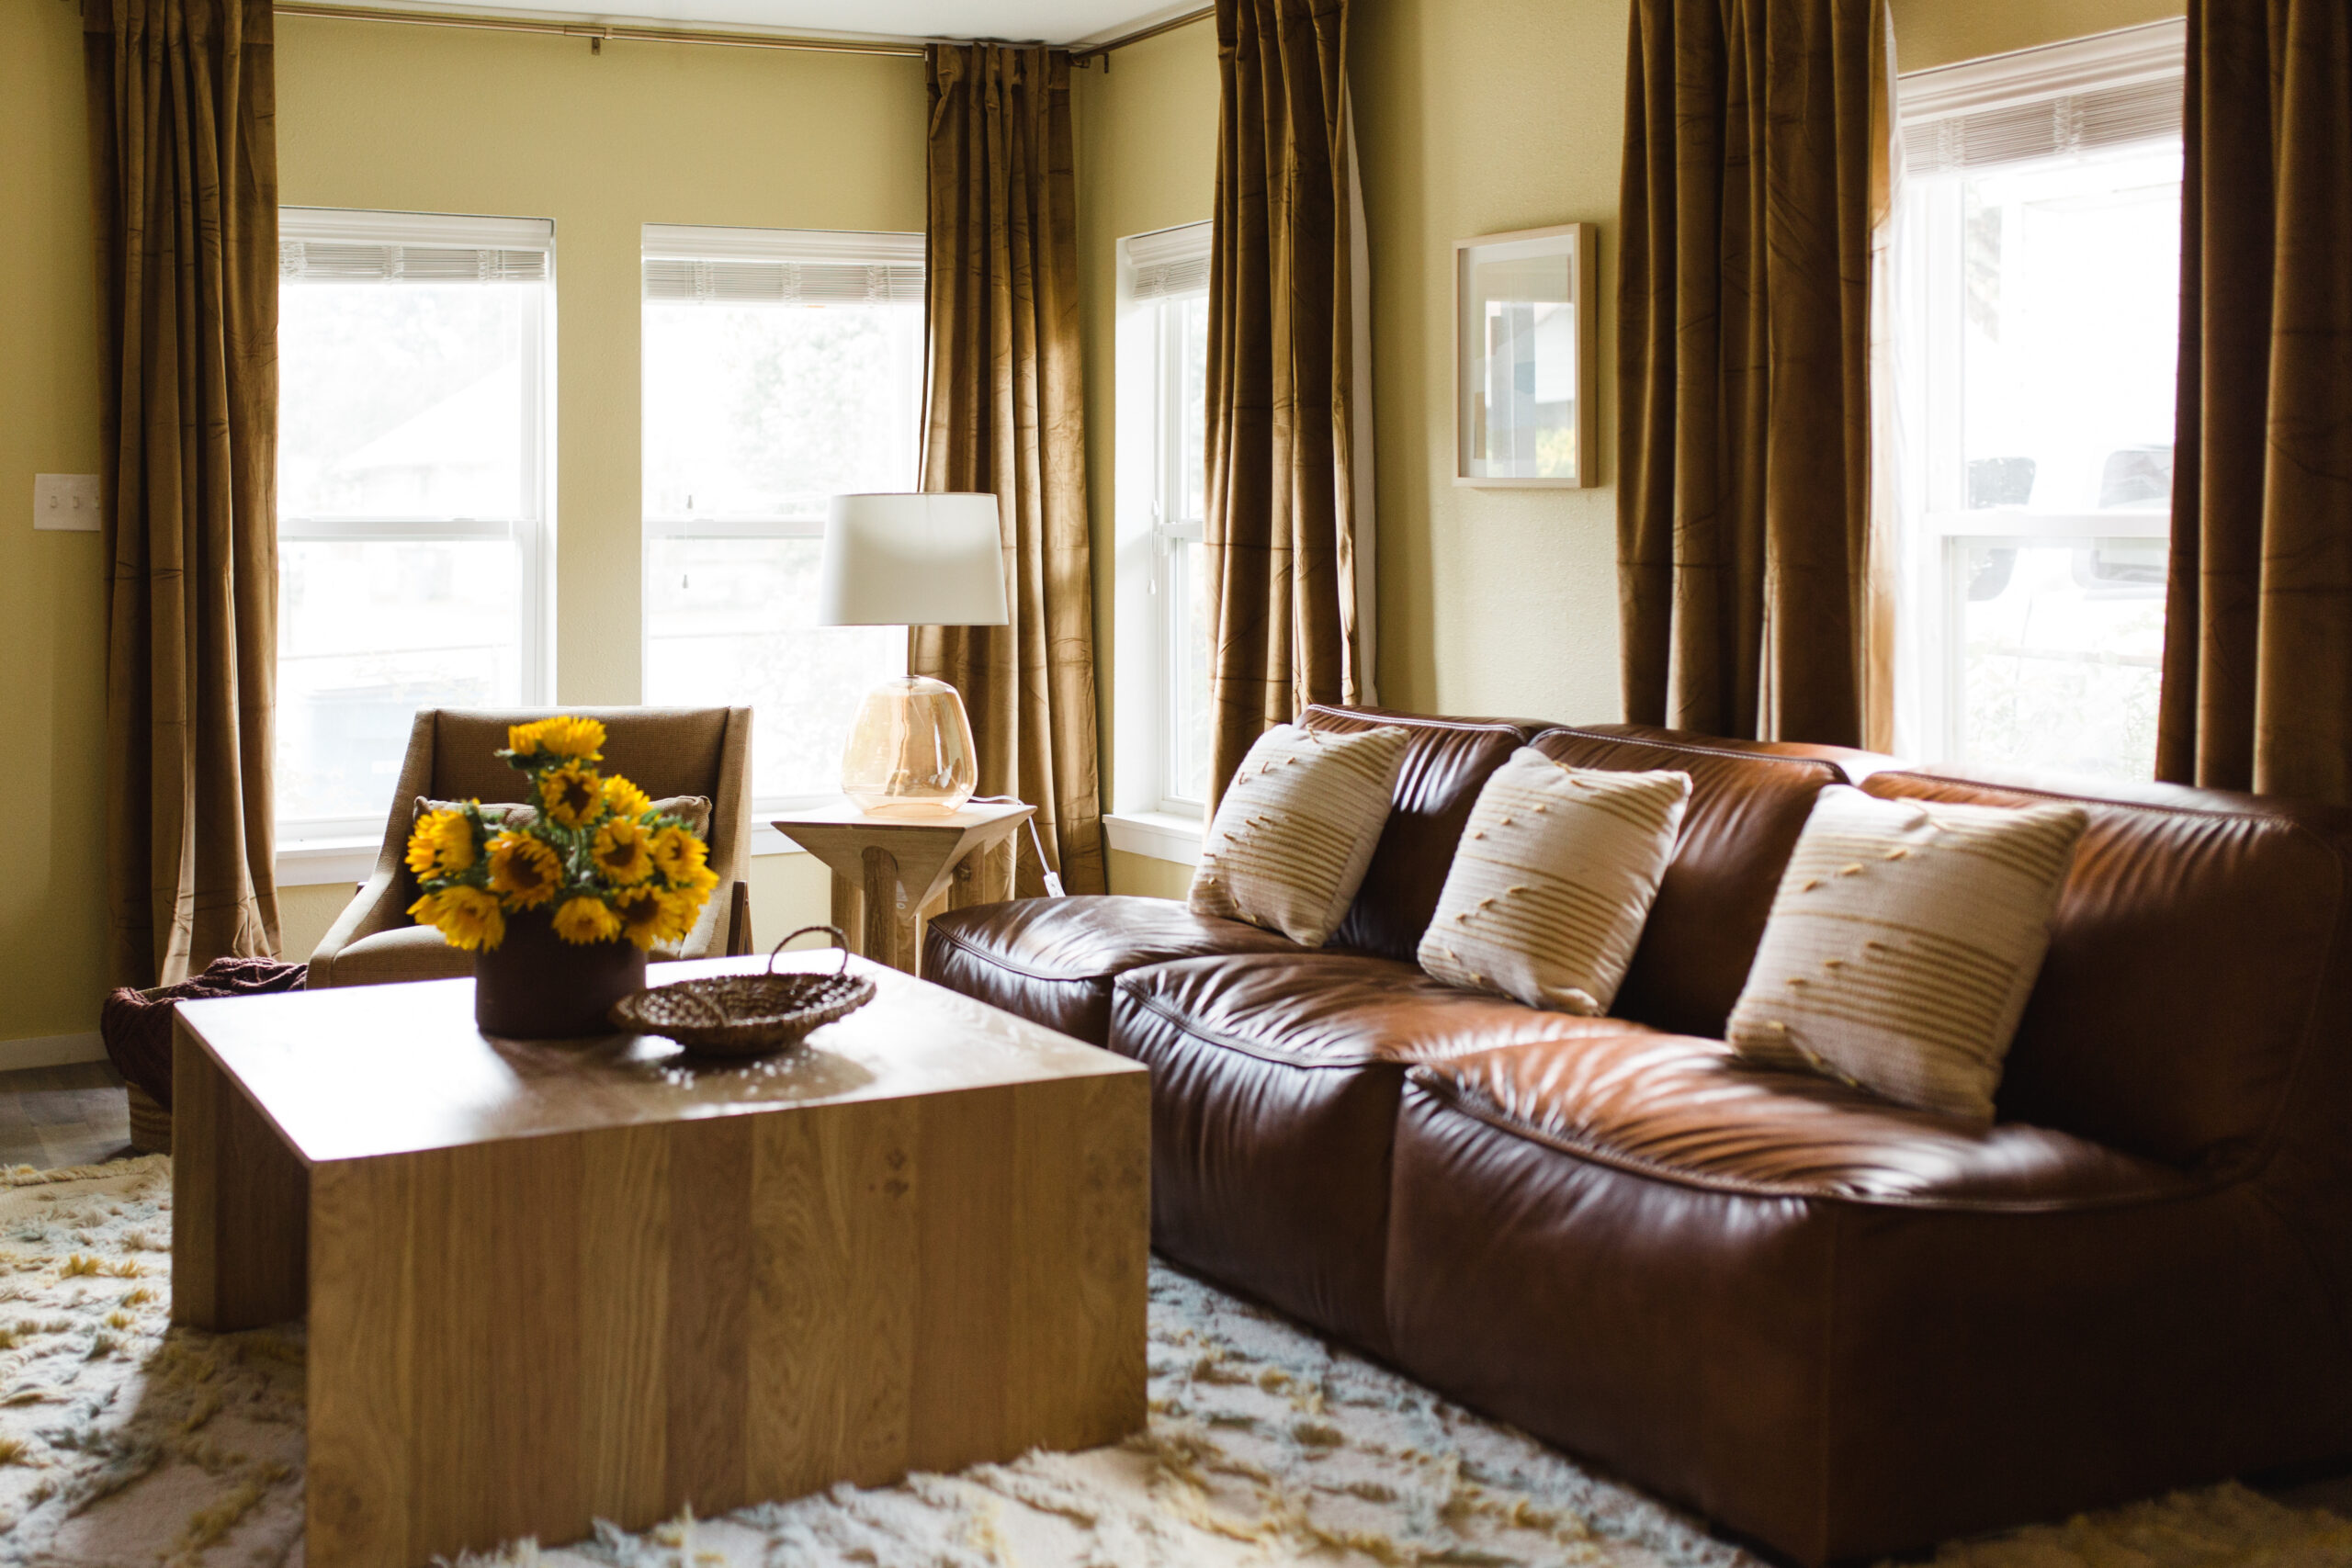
[1453,222,1598,489]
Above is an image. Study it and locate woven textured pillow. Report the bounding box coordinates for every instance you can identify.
[1725,784,2088,1122]
[1417,750,1690,1015]
[1188,723,1410,947]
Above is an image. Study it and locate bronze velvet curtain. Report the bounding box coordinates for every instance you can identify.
[917,42,1106,897]
[1617,0,1885,744]
[2158,0,2352,802]
[1204,0,1364,807]
[84,0,282,987]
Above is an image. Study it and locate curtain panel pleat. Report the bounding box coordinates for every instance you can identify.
[1204,0,1363,809]
[916,42,1107,898]
[84,0,282,987]
[2158,0,2352,803]
[1617,0,1886,745]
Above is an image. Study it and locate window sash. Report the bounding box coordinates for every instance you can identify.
[1156,295,1207,815]
[275,209,555,841]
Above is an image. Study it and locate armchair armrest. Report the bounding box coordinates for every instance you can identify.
[307,866,410,988]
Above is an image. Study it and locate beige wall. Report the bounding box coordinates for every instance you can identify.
[0,1,111,1044]
[1348,0,2184,732]
[0,13,929,1041]
[0,0,2195,1042]
[1072,19,1220,897]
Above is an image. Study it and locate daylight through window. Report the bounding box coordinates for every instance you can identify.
[276,208,553,838]
[640,226,921,807]
[1891,24,2183,782]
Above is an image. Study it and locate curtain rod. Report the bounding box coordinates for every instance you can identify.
[271,3,929,56]
[1071,6,1212,66]
[272,1,1216,61]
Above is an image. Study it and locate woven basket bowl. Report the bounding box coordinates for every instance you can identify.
[609,926,875,1057]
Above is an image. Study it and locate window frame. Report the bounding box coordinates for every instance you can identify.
[1111,221,1216,829]
[274,206,557,848]
[1893,22,2182,767]
[637,223,924,817]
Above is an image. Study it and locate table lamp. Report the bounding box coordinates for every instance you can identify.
[816,492,1010,816]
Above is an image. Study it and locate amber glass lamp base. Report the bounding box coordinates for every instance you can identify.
[842,675,978,817]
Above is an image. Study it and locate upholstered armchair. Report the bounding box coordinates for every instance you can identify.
[308,706,754,988]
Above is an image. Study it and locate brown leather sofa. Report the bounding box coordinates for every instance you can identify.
[924,705,2352,1565]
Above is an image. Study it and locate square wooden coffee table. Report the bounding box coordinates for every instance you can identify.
[170,953,1149,1568]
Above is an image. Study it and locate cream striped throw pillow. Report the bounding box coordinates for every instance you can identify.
[1725,785,2088,1122]
[1417,751,1690,1014]
[1188,723,1411,947]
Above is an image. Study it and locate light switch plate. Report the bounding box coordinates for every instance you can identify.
[34,474,102,532]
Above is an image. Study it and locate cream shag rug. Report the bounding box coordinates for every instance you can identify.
[0,1157,2345,1568]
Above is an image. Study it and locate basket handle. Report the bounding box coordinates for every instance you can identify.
[769,925,854,978]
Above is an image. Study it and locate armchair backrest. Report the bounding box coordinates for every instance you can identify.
[382,705,754,956]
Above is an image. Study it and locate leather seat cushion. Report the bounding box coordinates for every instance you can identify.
[921,896,1301,1045]
[1109,952,1657,1351]
[1419,1036,2184,1206]
[320,924,473,987]
[1384,1075,2346,1564]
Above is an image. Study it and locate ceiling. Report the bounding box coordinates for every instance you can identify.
[300,0,1203,47]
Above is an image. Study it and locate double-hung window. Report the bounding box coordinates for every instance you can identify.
[1889,22,2184,781]
[276,208,554,842]
[1113,222,1214,820]
[639,225,922,809]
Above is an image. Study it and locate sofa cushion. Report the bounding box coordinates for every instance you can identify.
[1109,951,1655,1352]
[1385,1066,2340,1565]
[1532,726,1888,1039]
[1864,768,2352,1167]
[1724,784,2088,1122]
[1419,1036,2178,1206]
[920,896,1301,1046]
[1419,752,1690,1015]
[1301,705,1533,962]
[1190,722,1411,945]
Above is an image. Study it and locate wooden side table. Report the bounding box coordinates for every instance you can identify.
[771,799,1035,975]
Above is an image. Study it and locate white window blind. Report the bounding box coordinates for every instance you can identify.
[1900,18,2183,177]
[1128,220,1212,303]
[641,224,924,306]
[279,209,554,284]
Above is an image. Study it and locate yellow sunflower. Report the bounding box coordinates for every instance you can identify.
[649,824,710,883]
[506,714,605,762]
[602,774,653,820]
[537,762,605,829]
[591,818,654,886]
[613,886,694,951]
[551,894,622,945]
[404,808,478,879]
[536,715,606,761]
[408,885,505,952]
[486,831,562,909]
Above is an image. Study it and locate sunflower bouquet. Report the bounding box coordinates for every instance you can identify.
[404,716,718,953]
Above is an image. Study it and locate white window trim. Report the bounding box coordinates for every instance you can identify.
[1898,17,2185,128]
[1112,221,1214,841]
[1891,22,2182,768]
[275,207,557,863]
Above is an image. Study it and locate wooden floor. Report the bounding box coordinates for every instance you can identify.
[0,1061,135,1170]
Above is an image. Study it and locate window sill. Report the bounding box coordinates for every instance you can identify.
[1104,810,1204,867]
[277,836,382,889]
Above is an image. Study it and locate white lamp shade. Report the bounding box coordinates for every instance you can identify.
[815,493,1011,627]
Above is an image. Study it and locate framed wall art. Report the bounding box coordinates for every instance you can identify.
[1453,222,1597,488]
